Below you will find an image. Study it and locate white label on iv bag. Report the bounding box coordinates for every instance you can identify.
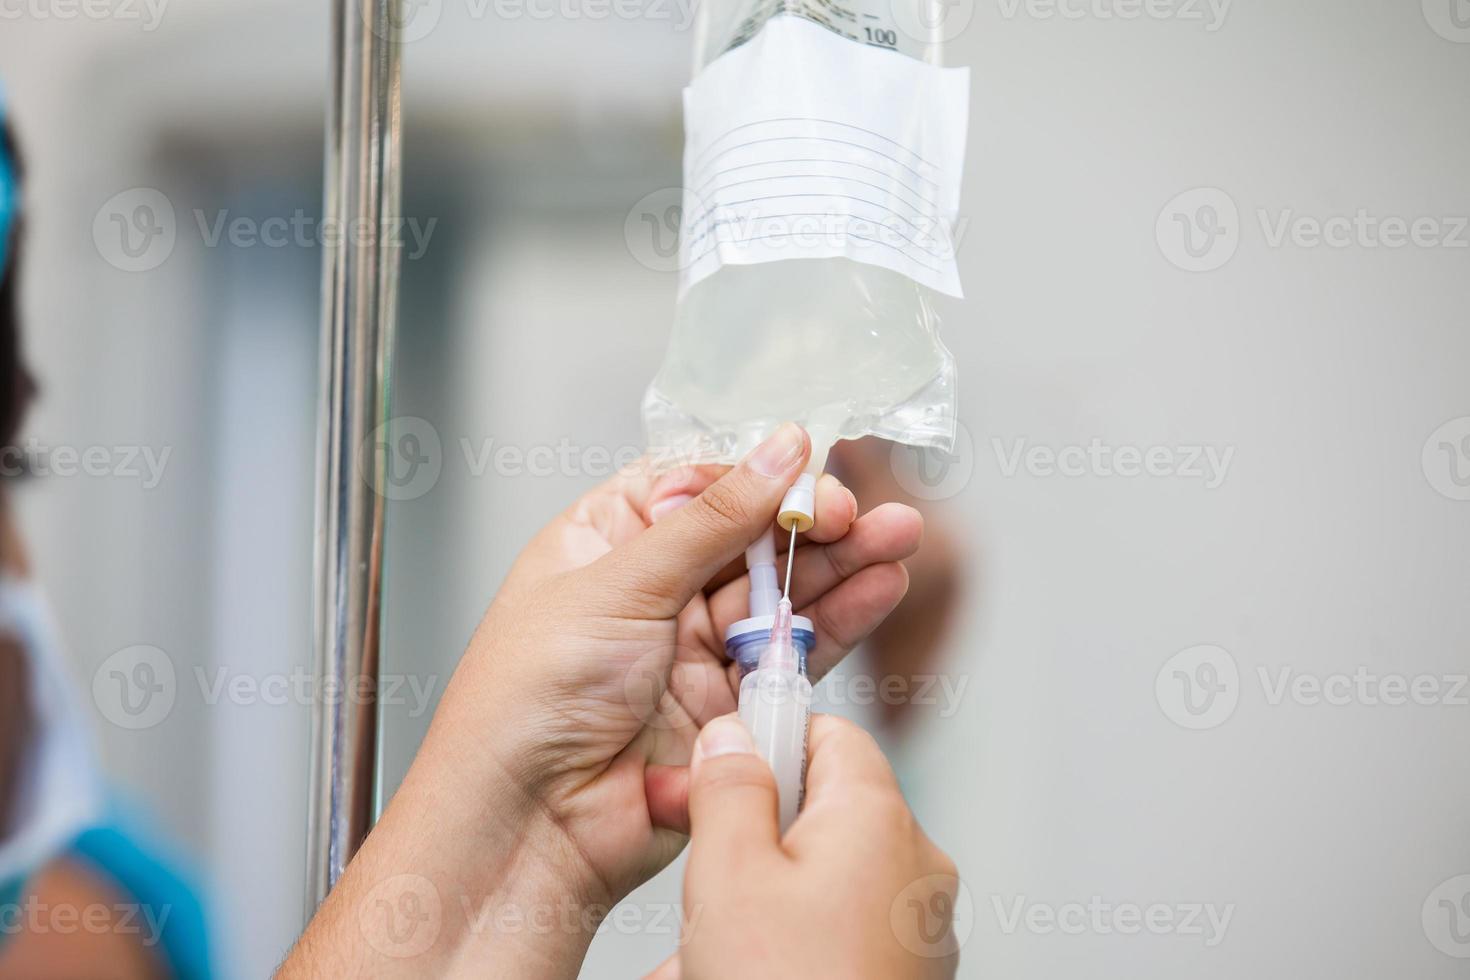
[679,15,970,299]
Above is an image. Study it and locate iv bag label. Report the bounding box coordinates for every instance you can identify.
[679,15,970,298]
[702,0,939,65]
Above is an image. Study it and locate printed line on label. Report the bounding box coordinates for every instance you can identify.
[687,228,951,276]
[698,157,942,198]
[687,116,942,180]
[695,167,944,217]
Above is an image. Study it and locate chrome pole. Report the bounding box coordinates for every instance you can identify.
[306,0,404,912]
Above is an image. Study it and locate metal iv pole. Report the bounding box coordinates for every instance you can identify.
[305,0,405,913]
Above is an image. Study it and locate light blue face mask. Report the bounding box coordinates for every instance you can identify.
[0,578,104,949]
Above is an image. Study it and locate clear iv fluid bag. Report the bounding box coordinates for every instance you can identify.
[642,0,968,465]
[646,260,954,457]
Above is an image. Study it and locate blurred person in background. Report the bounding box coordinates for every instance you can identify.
[0,109,211,979]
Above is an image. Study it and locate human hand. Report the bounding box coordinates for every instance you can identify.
[648,714,961,980]
[438,422,921,892]
[286,424,924,977]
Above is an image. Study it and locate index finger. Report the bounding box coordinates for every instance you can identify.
[649,468,856,545]
[784,715,906,855]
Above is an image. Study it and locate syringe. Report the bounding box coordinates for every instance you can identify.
[737,523,812,832]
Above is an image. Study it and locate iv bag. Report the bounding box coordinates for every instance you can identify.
[642,0,971,469]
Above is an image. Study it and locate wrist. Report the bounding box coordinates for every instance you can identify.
[298,836,601,980]
[440,865,609,979]
[409,702,611,921]
[294,715,606,979]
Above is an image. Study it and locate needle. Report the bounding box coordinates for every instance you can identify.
[782,522,797,602]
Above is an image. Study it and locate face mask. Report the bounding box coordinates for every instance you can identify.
[0,577,102,914]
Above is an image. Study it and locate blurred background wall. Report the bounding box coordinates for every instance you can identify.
[1,1,1468,977]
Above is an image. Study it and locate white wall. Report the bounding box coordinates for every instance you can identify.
[1,1,1468,977]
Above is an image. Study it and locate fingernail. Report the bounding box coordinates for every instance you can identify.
[695,715,754,763]
[843,487,859,521]
[650,494,694,523]
[746,423,806,478]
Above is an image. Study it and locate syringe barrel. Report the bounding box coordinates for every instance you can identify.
[738,667,812,833]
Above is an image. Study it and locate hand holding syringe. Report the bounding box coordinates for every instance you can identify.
[732,458,826,832]
[737,523,811,831]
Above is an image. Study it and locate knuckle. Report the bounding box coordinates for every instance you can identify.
[873,789,917,833]
[693,480,755,530]
[930,846,959,882]
[576,556,655,614]
[812,713,862,739]
[831,719,888,766]
[821,541,855,584]
[811,715,896,775]
[698,756,776,796]
[611,558,675,609]
[811,600,857,653]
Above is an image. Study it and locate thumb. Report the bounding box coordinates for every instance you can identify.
[597,423,810,618]
[687,715,782,867]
